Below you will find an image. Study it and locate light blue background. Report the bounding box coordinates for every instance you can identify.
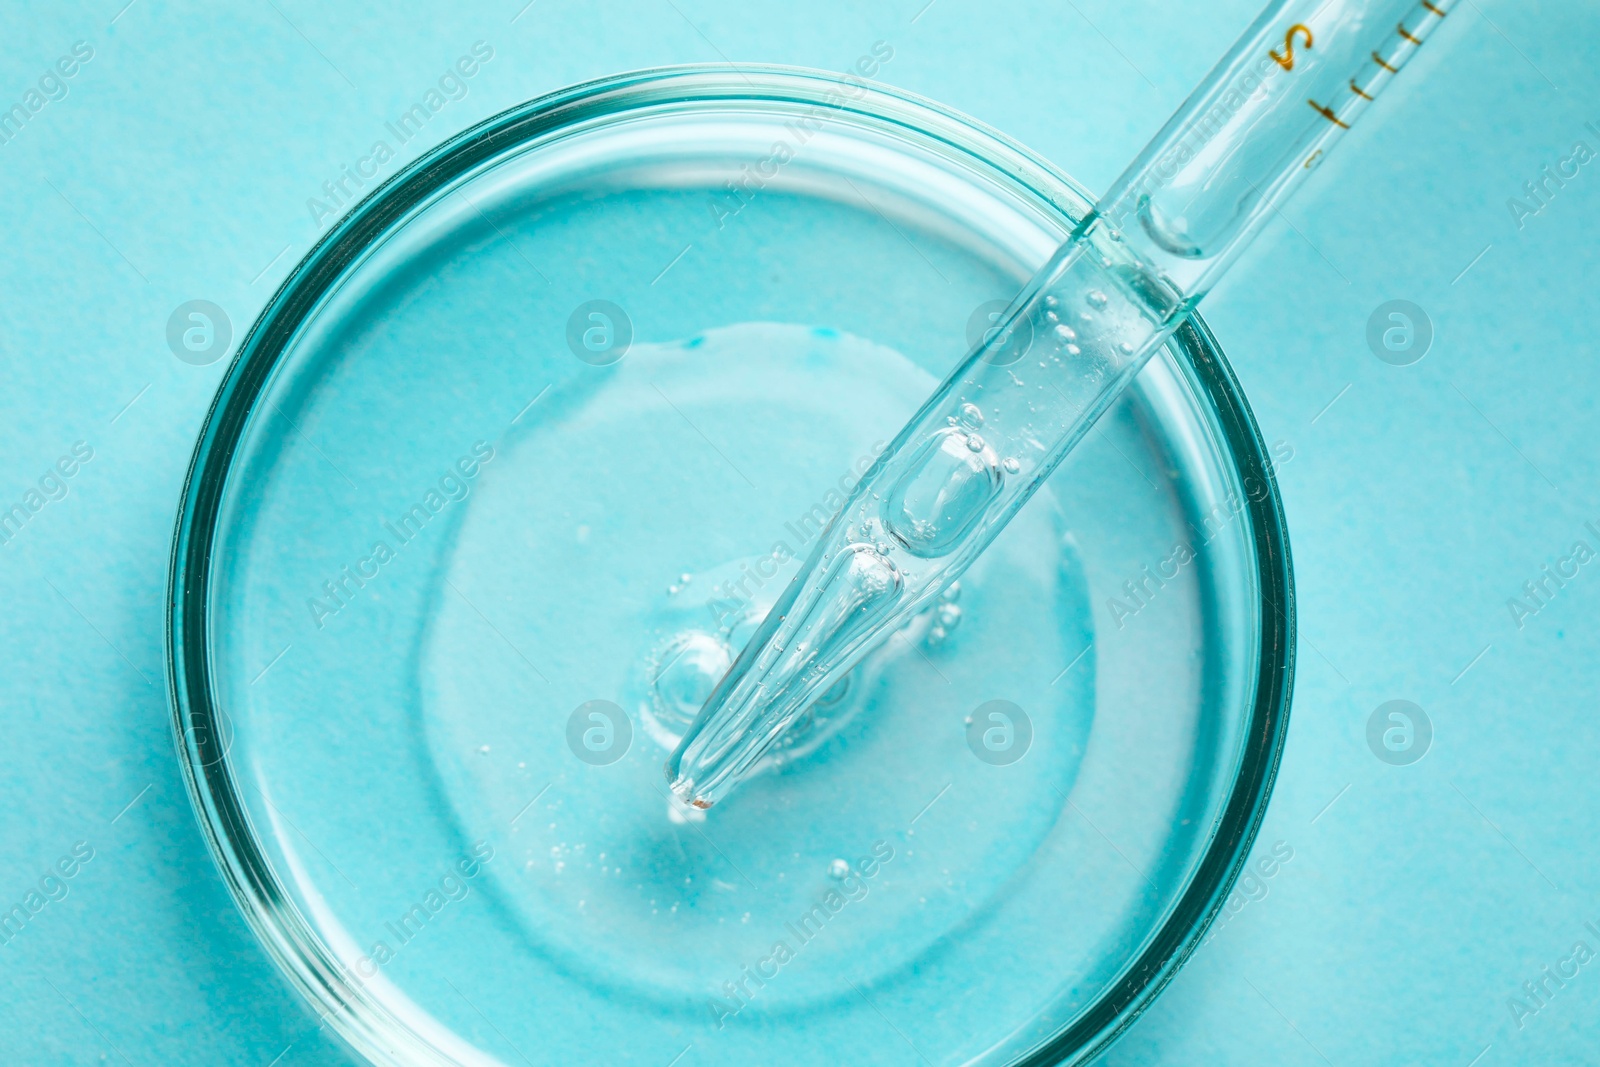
[1,0,1596,1063]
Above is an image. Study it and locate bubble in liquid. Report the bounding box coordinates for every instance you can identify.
[804,544,905,658]
[1053,323,1077,342]
[1117,341,1135,357]
[959,402,984,427]
[966,433,986,453]
[937,603,962,629]
[1043,295,1059,309]
[815,673,853,708]
[651,631,734,726]
[940,580,961,603]
[828,858,851,880]
[1087,289,1109,308]
[882,427,1003,559]
[1003,457,1021,474]
[1065,344,1081,357]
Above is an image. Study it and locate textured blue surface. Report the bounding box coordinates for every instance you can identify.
[0,0,1595,1064]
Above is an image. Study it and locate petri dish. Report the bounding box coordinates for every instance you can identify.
[168,67,1293,1067]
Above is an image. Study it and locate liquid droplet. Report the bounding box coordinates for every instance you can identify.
[1086,289,1109,308]
[667,794,707,824]
[1003,457,1021,474]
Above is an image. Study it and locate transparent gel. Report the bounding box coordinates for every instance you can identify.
[170,69,1294,1067]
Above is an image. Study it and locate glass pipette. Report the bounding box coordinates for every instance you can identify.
[668,0,1457,808]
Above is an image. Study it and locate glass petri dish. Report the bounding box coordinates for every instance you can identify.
[169,67,1293,1067]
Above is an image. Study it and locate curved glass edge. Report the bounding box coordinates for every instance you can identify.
[1020,313,1296,1067]
[165,64,1296,1067]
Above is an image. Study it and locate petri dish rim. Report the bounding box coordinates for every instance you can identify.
[166,64,1296,1067]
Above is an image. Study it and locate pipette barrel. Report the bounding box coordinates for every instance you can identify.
[1103,0,1457,299]
[667,0,1456,809]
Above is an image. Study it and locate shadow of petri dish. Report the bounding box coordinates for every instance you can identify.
[169,67,1293,1067]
